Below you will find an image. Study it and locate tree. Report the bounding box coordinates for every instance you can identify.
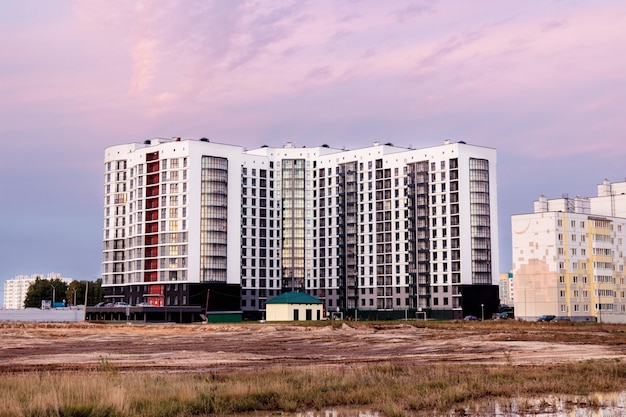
[86,279,104,306]
[65,280,83,306]
[23,278,70,308]
[63,279,104,306]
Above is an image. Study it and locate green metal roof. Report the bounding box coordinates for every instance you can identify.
[265,292,323,305]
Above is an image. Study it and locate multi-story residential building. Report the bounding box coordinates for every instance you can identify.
[101,138,499,321]
[3,273,72,309]
[512,180,626,323]
[499,272,514,306]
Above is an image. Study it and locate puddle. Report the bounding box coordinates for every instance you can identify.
[231,391,626,416]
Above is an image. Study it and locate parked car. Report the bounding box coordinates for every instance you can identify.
[498,311,514,320]
[464,315,478,321]
[136,302,153,307]
[553,316,571,322]
[113,301,130,307]
[94,302,106,307]
[537,315,556,322]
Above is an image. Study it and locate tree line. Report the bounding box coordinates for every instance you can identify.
[23,277,104,308]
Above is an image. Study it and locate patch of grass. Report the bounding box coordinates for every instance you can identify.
[99,355,118,374]
[1,360,625,416]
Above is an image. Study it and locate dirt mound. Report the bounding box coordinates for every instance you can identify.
[0,322,622,374]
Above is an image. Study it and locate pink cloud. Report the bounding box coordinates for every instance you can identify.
[0,0,625,157]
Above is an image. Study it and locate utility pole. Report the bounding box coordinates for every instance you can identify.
[49,281,56,307]
[83,283,89,321]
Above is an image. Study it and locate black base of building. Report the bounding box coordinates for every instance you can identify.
[85,305,204,323]
[91,283,241,323]
[459,284,500,320]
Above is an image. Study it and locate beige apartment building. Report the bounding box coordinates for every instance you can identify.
[512,180,626,323]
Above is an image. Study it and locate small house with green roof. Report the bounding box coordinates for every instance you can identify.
[265,292,324,321]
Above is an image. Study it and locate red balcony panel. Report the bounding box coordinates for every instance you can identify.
[144,271,157,282]
[145,259,158,270]
[147,161,160,172]
[145,223,159,234]
[145,247,158,257]
[146,210,159,221]
[148,284,164,295]
[146,185,159,197]
[144,235,158,246]
[147,173,160,185]
[146,197,159,209]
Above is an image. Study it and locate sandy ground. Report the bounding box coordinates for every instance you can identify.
[0,322,624,373]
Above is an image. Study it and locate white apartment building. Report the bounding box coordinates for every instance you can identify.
[512,180,626,323]
[102,138,499,321]
[3,273,72,309]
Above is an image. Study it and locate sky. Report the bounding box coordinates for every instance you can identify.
[1,0,626,300]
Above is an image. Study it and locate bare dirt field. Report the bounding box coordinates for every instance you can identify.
[1,321,625,374]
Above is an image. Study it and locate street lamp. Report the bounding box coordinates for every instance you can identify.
[481,303,484,321]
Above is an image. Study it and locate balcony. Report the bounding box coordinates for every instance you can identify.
[146,197,159,209]
[145,223,159,234]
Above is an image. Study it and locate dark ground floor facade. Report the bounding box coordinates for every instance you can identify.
[93,282,499,323]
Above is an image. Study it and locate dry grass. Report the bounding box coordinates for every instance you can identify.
[1,359,625,416]
[2,320,626,416]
